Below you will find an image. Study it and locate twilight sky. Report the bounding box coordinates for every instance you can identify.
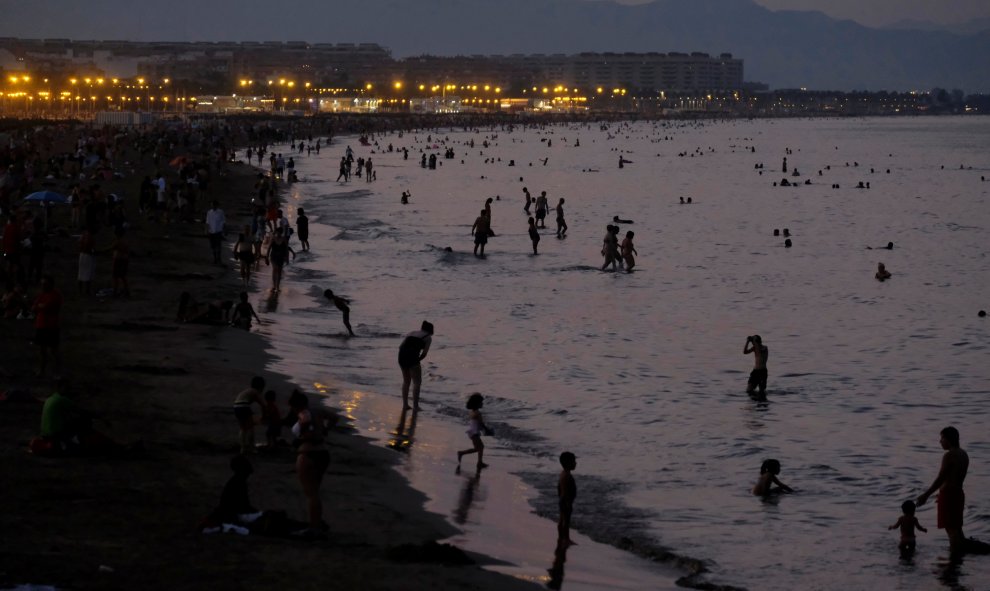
[614,0,990,26]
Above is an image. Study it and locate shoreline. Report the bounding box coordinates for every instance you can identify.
[0,133,542,590]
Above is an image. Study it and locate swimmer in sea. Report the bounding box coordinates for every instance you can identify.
[875,263,891,281]
[323,289,355,336]
[752,459,793,496]
[613,216,633,224]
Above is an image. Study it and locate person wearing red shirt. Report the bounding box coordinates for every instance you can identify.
[32,274,63,377]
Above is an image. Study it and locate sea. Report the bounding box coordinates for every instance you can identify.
[246,116,990,590]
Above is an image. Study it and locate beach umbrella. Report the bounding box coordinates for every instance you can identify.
[23,191,67,231]
[23,191,68,204]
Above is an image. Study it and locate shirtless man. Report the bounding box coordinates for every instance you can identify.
[917,426,969,553]
[743,335,769,396]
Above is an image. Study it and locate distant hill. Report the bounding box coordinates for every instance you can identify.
[884,17,990,36]
[7,0,990,91]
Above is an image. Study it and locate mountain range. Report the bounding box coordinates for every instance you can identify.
[6,0,990,92]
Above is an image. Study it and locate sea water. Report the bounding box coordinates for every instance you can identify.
[251,116,989,590]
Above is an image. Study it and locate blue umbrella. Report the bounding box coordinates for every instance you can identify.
[23,191,68,204]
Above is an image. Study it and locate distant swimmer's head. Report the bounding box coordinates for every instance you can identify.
[421,320,435,335]
[626,231,634,238]
[466,392,485,410]
[298,208,305,215]
[760,459,781,475]
[774,229,780,236]
[901,500,917,516]
[885,242,893,249]
[980,310,987,318]
[486,197,493,205]
[560,451,577,471]
[877,263,886,271]
[783,229,791,237]
[751,335,762,344]
[784,239,792,247]
[613,216,620,221]
[323,289,334,299]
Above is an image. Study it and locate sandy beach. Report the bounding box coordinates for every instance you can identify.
[0,127,544,591]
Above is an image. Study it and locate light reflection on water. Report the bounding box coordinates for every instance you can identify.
[258,117,990,590]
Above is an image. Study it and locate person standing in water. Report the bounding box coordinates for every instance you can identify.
[398,321,434,410]
[471,209,490,258]
[528,217,541,255]
[917,426,969,554]
[554,198,568,238]
[743,335,768,396]
[535,191,549,228]
[620,230,637,271]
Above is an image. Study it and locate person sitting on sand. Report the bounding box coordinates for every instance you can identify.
[752,459,793,496]
[876,263,891,281]
[208,455,260,525]
[889,500,927,554]
[38,378,136,456]
[323,289,355,336]
[230,291,261,329]
[177,292,231,324]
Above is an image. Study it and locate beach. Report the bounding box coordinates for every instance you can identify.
[0,129,548,591]
[2,114,988,591]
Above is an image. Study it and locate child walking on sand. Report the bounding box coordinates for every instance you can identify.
[557,451,577,544]
[457,393,493,471]
[752,459,794,496]
[889,500,927,553]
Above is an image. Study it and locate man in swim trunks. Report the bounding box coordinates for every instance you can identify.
[743,335,768,396]
[398,321,434,410]
[535,191,549,228]
[917,426,969,553]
